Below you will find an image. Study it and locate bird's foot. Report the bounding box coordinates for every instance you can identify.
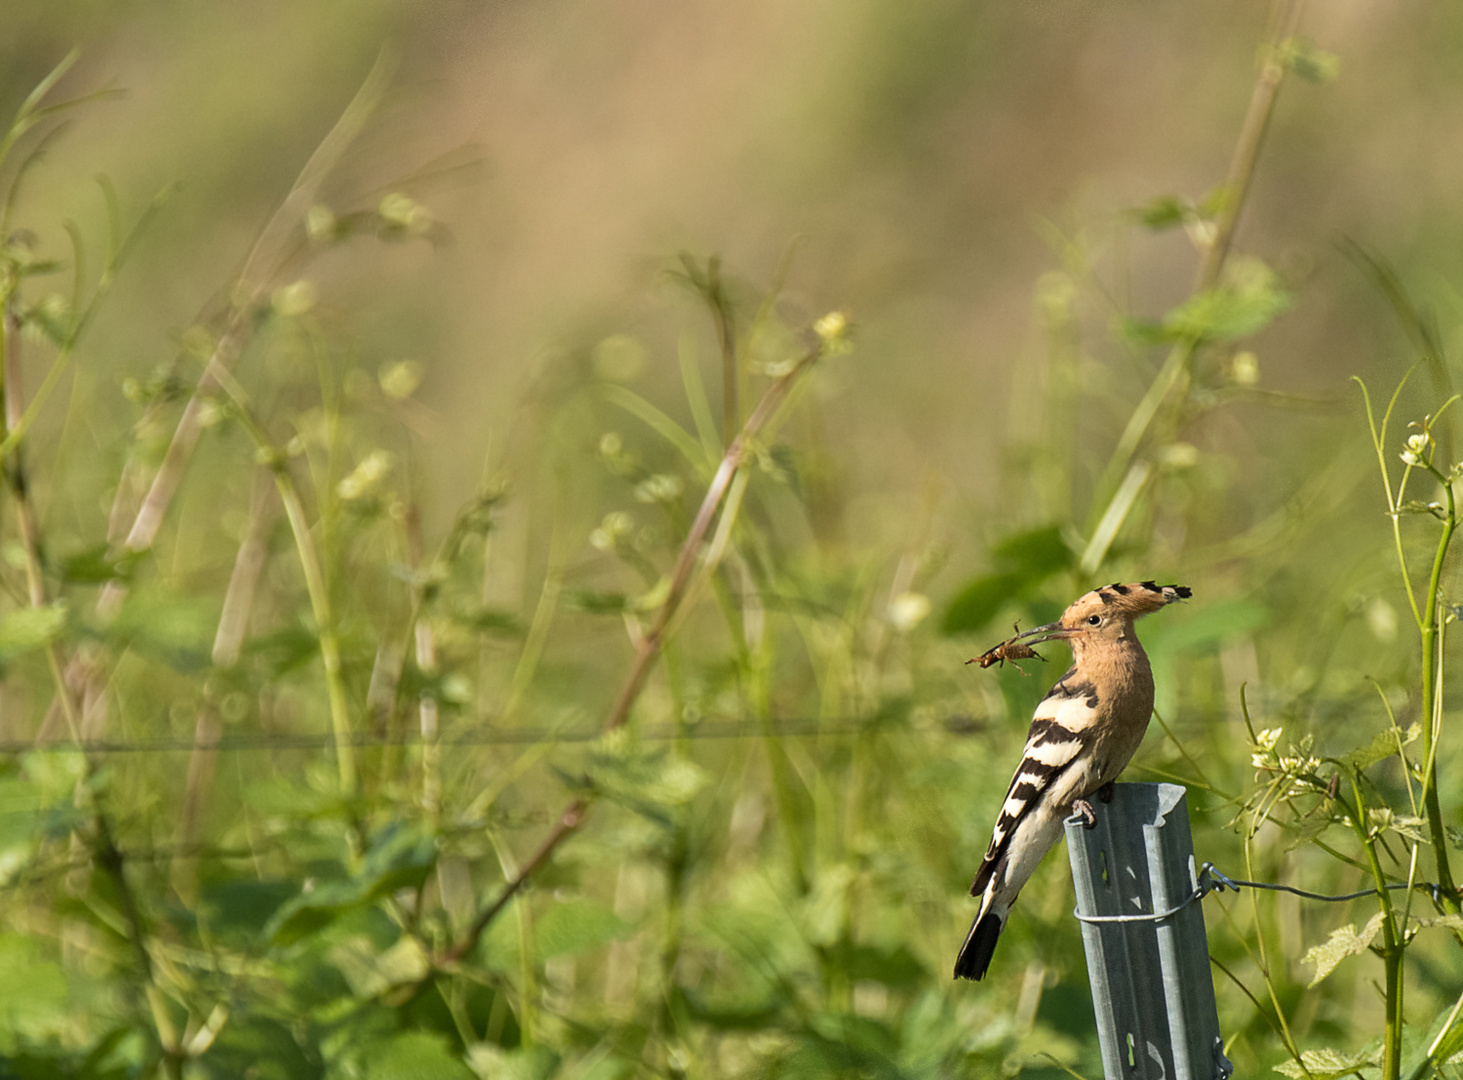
[1097,781,1116,804]
[1072,798,1099,830]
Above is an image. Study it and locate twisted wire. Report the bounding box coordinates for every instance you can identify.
[1073,862,1450,925]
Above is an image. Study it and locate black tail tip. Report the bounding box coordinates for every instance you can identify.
[953,911,1003,981]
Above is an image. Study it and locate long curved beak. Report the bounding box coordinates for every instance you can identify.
[1013,620,1077,643]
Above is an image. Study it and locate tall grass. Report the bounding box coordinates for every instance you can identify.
[0,11,1462,1080]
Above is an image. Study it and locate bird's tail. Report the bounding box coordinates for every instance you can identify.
[953,908,1004,981]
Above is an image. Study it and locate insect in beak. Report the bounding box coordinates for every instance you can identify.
[967,622,1050,674]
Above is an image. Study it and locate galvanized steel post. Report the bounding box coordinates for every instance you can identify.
[1064,782,1231,1080]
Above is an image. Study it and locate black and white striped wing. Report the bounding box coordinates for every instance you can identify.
[968,669,1101,898]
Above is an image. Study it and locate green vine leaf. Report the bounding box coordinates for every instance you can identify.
[1303,912,1386,987]
[1414,914,1463,932]
[1340,723,1420,772]
[1275,37,1341,85]
[0,602,69,662]
[1163,257,1292,343]
[1398,499,1447,519]
[1365,808,1427,843]
[1273,1047,1380,1080]
[1131,195,1192,232]
[573,729,710,826]
[267,823,438,946]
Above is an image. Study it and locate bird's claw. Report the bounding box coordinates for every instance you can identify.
[1072,798,1098,830]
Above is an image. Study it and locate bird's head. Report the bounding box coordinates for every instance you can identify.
[1014,581,1191,653]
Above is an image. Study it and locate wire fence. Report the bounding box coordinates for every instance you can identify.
[1073,861,1455,925]
[0,715,969,755]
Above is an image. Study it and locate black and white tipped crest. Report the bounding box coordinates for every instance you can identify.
[1065,581,1190,624]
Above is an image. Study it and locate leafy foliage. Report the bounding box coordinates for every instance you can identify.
[0,14,1460,1080]
[941,524,1071,635]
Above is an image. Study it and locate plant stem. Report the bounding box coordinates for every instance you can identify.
[1417,463,1459,907]
[1355,376,1422,623]
[658,643,692,1078]
[1243,825,1308,1070]
[1,307,83,741]
[272,466,357,795]
[501,485,566,723]
[601,343,821,736]
[175,472,273,901]
[1342,771,1404,1080]
[65,54,392,739]
[439,799,586,965]
[1195,0,1305,293]
[752,639,809,895]
[403,505,441,820]
[706,256,738,448]
[210,352,358,796]
[1082,0,1304,568]
[4,283,183,1075]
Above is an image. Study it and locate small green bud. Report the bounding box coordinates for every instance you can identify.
[379,193,432,233]
[634,474,684,504]
[255,445,286,470]
[1230,351,1259,386]
[181,325,217,360]
[271,280,318,317]
[592,334,645,383]
[1159,442,1199,469]
[306,204,338,245]
[440,674,471,705]
[590,511,634,551]
[813,310,853,356]
[379,360,423,401]
[196,399,227,429]
[814,310,847,341]
[337,450,394,500]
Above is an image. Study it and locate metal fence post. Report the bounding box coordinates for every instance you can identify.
[1064,782,1231,1080]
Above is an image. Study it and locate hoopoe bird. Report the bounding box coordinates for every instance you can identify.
[954,580,1191,981]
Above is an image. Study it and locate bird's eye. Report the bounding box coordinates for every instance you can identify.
[1086,615,1102,626]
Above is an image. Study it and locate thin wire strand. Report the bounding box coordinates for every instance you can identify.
[1072,862,1450,925]
[2,717,945,755]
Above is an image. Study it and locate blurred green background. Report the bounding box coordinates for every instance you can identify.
[2,1,1463,1078]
